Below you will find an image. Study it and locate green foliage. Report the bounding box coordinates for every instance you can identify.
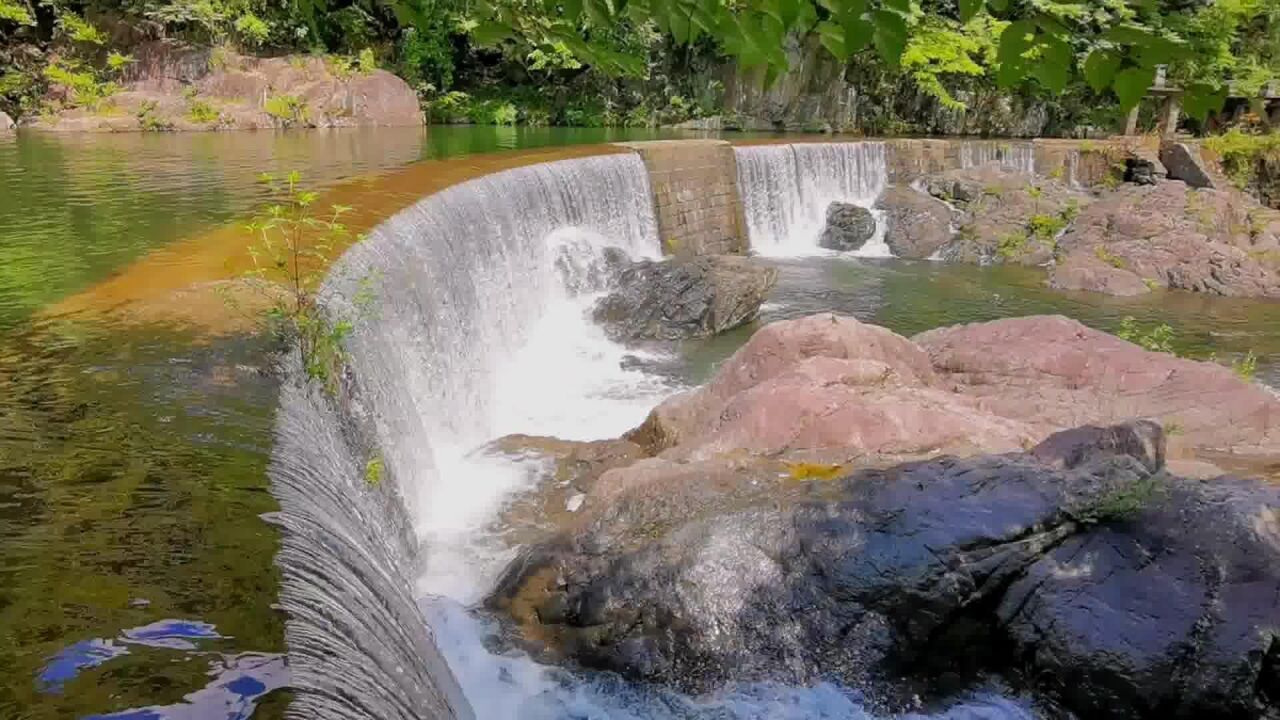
[1094,244,1125,268]
[233,12,271,46]
[901,16,1004,110]
[106,51,135,72]
[187,98,220,123]
[44,60,117,110]
[264,94,308,126]
[1073,474,1163,524]
[996,232,1027,259]
[136,99,174,131]
[59,13,106,45]
[1029,212,1067,240]
[1116,316,1175,353]
[0,0,33,25]
[358,47,377,73]
[1232,350,1258,381]
[364,454,384,486]
[1204,130,1280,190]
[243,171,374,395]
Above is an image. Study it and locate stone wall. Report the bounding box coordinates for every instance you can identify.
[617,140,748,256]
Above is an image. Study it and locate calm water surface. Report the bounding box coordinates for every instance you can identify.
[0,127,1276,719]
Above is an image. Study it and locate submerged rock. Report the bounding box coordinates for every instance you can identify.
[492,419,1280,718]
[874,185,954,259]
[592,255,776,341]
[1048,182,1280,298]
[817,202,877,251]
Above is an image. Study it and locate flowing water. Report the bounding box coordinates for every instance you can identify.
[1,128,1277,720]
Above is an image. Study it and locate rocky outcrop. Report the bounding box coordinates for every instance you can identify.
[591,255,776,341]
[0,111,13,131]
[923,163,1091,265]
[1160,141,1223,189]
[914,315,1280,458]
[491,419,1280,717]
[817,202,876,251]
[629,313,1280,464]
[1048,182,1280,298]
[874,185,954,258]
[27,41,422,132]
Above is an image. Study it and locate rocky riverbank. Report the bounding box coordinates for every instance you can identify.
[866,143,1280,300]
[24,41,422,132]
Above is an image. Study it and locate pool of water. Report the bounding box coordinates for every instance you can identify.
[0,127,1276,720]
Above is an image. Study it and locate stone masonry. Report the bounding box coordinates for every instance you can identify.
[617,140,748,256]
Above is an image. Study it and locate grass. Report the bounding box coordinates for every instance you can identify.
[1094,244,1126,269]
[187,99,220,124]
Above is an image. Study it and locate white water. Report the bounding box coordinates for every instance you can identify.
[959,141,1036,174]
[734,143,889,257]
[280,151,1035,720]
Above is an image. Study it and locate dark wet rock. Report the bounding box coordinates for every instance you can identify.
[874,185,955,258]
[1048,182,1280,298]
[817,202,877,251]
[592,255,776,341]
[1124,149,1166,185]
[1160,141,1222,189]
[491,419,1280,718]
[921,163,1090,266]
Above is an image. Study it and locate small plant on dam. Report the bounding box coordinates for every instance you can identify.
[238,171,374,395]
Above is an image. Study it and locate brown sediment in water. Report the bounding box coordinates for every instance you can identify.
[42,143,628,334]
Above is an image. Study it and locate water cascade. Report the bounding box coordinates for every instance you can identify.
[269,149,1034,720]
[734,142,889,257]
[269,153,665,719]
[958,141,1036,174]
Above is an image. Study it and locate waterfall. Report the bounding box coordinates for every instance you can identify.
[734,142,888,257]
[269,153,663,720]
[958,141,1036,174]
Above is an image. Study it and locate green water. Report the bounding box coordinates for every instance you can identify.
[0,127,1276,719]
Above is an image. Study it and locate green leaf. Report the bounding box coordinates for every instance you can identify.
[1031,35,1071,93]
[1113,65,1155,111]
[816,20,849,59]
[471,20,513,45]
[882,0,910,15]
[561,0,583,21]
[668,0,691,43]
[584,0,611,25]
[995,19,1033,88]
[872,9,907,66]
[1182,82,1226,122]
[987,0,1007,11]
[1083,50,1120,92]
[841,14,874,52]
[958,0,982,23]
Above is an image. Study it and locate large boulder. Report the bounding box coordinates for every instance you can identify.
[591,255,776,341]
[923,163,1091,265]
[913,315,1280,458]
[817,202,877,251]
[874,185,955,258]
[0,111,13,131]
[1160,141,1223,189]
[1048,182,1280,298]
[491,421,1280,717]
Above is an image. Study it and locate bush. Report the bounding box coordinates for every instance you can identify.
[1204,130,1280,190]
[187,98,220,124]
[1116,317,1175,354]
[264,94,308,126]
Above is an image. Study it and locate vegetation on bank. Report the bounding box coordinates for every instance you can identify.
[0,0,1276,130]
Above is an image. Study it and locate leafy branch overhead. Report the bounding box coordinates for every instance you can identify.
[468,0,1246,117]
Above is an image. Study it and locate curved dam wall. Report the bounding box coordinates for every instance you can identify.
[266,136,1130,719]
[269,154,659,720]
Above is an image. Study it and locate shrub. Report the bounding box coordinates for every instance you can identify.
[136,99,173,131]
[1116,316,1175,354]
[1204,130,1280,190]
[264,94,308,126]
[187,99,220,124]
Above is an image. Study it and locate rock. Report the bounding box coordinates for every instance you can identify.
[591,255,776,341]
[913,315,1280,458]
[1048,182,1280,298]
[874,185,955,258]
[1160,141,1222,189]
[922,163,1090,265]
[29,42,422,132]
[491,419,1280,717]
[817,202,876,251]
[998,473,1280,719]
[1124,149,1167,185]
[0,110,13,131]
